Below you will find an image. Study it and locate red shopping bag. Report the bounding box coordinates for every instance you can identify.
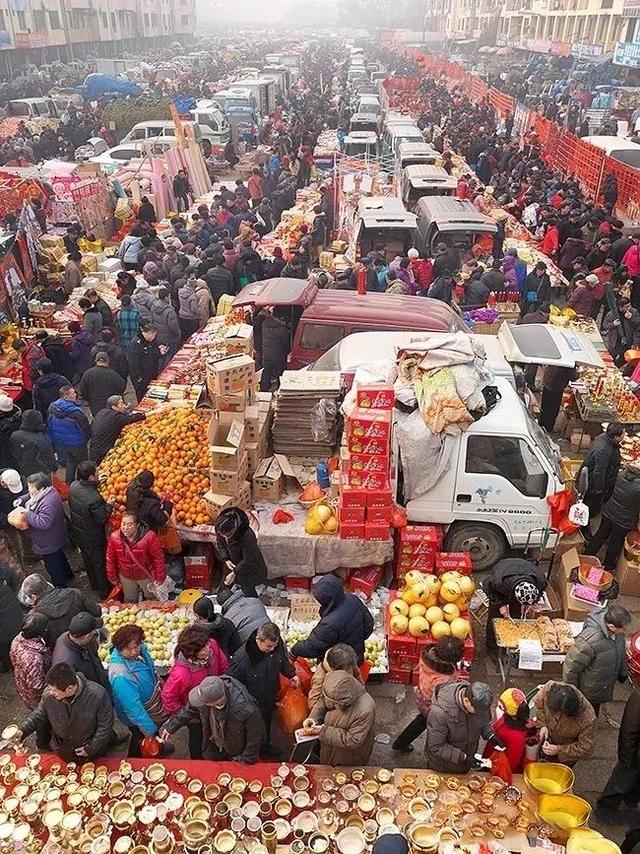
[52,475,69,502]
[277,686,309,738]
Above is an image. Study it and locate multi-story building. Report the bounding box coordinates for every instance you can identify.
[446,0,502,41]
[613,0,640,68]
[0,0,196,75]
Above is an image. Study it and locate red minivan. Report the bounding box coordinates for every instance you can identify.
[233,278,467,369]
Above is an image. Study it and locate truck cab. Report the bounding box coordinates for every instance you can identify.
[401,165,457,209]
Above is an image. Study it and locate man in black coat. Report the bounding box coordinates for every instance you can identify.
[578,422,624,526]
[230,621,296,758]
[68,462,111,597]
[205,257,236,307]
[52,612,110,692]
[585,464,640,571]
[89,328,129,380]
[432,243,460,278]
[9,410,58,478]
[290,574,374,664]
[21,573,102,648]
[260,308,289,392]
[485,558,548,653]
[128,324,161,401]
[89,395,145,464]
[521,262,552,317]
[32,360,68,419]
[0,394,22,469]
[37,331,73,380]
[597,691,640,825]
[78,352,127,416]
[0,564,23,670]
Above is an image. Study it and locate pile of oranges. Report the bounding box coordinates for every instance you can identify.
[99,407,212,527]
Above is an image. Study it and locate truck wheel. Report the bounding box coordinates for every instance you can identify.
[444,523,506,571]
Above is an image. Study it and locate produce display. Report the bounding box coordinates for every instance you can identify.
[102,94,173,132]
[575,367,640,423]
[493,617,575,653]
[99,604,191,667]
[388,571,475,641]
[503,237,568,288]
[304,499,339,535]
[365,633,389,673]
[620,432,640,466]
[99,407,211,526]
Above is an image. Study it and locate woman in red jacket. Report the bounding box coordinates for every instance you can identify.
[106,512,166,602]
[161,625,229,758]
[490,687,534,773]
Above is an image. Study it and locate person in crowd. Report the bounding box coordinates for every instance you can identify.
[116,295,140,349]
[47,385,90,483]
[506,248,527,292]
[128,323,161,400]
[132,279,156,325]
[217,587,269,644]
[488,688,533,774]
[305,669,376,766]
[78,297,102,339]
[538,365,576,433]
[0,563,22,672]
[125,470,172,532]
[578,422,624,526]
[173,170,191,212]
[85,288,113,328]
[193,595,242,657]
[10,613,52,727]
[68,461,111,598]
[17,662,114,761]
[462,270,490,308]
[392,636,466,753]
[195,275,214,328]
[585,463,640,572]
[116,270,137,298]
[90,328,129,380]
[108,624,166,757]
[215,507,267,598]
[32,360,68,419]
[177,275,202,340]
[38,331,73,380]
[521,262,551,317]
[432,242,460,277]
[161,675,264,764]
[63,250,84,294]
[15,472,70,588]
[52,612,109,692]
[259,307,289,392]
[20,573,102,648]
[205,256,236,307]
[90,395,145,465]
[533,681,596,765]
[106,512,166,602]
[138,196,157,225]
[427,272,455,305]
[161,625,229,759]
[308,642,363,710]
[603,296,640,364]
[426,681,500,773]
[230,620,296,759]
[67,321,94,377]
[0,396,19,472]
[563,605,630,717]
[118,225,143,270]
[151,288,181,360]
[484,558,547,653]
[567,274,596,316]
[12,337,45,395]
[597,690,640,825]
[0,468,25,571]
[78,352,127,416]
[290,574,374,664]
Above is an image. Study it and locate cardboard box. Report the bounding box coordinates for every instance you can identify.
[386,667,411,684]
[237,480,251,509]
[366,505,392,523]
[339,484,368,508]
[616,552,640,597]
[435,553,473,575]
[347,565,382,598]
[208,413,246,470]
[355,384,395,410]
[339,504,366,524]
[346,434,390,455]
[286,576,312,591]
[207,354,255,396]
[339,522,365,540]
[252,457,284,502]
[224,323,254,355]
[366,487,393,507]
[203,490,235,518]
[365,521,391,541]
[560,548,602,620]
[342,470,389,490]
[400,525,442,545]
[210,451,248,496]
[246,442,263,479]
[340,449,390,475]
[347,408,392,441]
[215,391,248,413]
[243,405,260,444]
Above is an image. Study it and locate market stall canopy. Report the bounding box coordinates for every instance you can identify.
[232,278,318,308]
[498,323,604,370]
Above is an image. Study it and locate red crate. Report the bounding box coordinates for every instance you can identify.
[386,667,411,685]
[399,525,442,546]
[339,504,366,524]
[392,652,420,671]
[185,564,209,589]
[286,576,312,591]
[365,522,391,541]
[395,553,436,573]
[339,522,365,540]
[435,552,473,575]
[347,566,382,599]
[367,505,392,523]
[411,669,420,687]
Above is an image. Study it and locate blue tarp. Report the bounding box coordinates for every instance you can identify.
[76,74,142,101]
[174,95,197,115]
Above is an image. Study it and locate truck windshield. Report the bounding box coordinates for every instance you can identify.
[525,408,563,482]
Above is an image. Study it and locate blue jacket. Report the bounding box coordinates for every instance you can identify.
[513,258,527,292]
[47,398,90,448]
[290,574,374,664]
[108,644,158,736]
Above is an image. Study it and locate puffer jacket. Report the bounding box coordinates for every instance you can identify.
[164,675,264,763]
[425,681,494,773]
[47,398,90,448]
[21,673,114,759]
[230,629,295,713]
[32,587,102,648]
[70,330,94,375]
[52,631,110,692]
[109,643,160,735]
[161,640,229,713]
[414,648,467,717]
[601,468,640,530]
[151,299,181,347]
[578,433,621,499]
[10,633,51,709]
[0,568,23,644]
[310,670,376,766]
[563,610,628,704]
[196,281,214,326]
[68,478,111,547]
[33,374,68,419]
[308,660,362,710]
[215,508,267,592]
[9,410,58,477]
[106,524,166,584]
[220,589,269,643]
[178,280,201,321]
[485,558,547,618]
[290,575,374,663]
[534,680,596,763]
[118,234,142,264]
[23,486,67,556]
[617,690,640,768]
[0,405,21,468]
[132,287,156,325]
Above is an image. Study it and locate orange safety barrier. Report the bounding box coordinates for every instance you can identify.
[489,88,515,119]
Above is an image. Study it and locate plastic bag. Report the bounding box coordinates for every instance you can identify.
[277,686,309,738]
[310,398,338,442]
[294,659,313,695]
[7,508,29,530]
[147,576,176,603]
[106,583,123,602]
[52,475,70,502]
[158,522,181,555]
[140,735,161,757]
[490,748,513,784]
[547,489,579,535]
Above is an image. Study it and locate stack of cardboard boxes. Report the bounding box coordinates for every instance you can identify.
[339,385,395,542]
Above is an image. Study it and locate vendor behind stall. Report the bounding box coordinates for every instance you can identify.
[484,558,547,654]
[215,507,267,598]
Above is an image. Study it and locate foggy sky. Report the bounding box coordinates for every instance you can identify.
[195,0,326,25]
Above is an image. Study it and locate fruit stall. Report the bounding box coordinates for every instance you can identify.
[0,752,619,853]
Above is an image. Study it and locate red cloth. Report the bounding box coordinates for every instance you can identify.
[487,716,528,773]
[160,640,229,713]
[106,528,166,584]
[411,258,434,289]
[540,225,559,257]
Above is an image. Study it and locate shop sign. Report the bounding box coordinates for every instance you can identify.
[550,41,571,56]
[570,41,604,57]
[14,32,48,48]
[623,0,640,17]
[613,39,640,67]
[0,30,12,48]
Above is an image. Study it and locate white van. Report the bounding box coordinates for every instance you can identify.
[582,135,640,169]
[401,165,457,209]
[89,139,174,174]
[343,131,378,159]
[396,141,439,169]
[381,123,424,159]
[123,117,229,148]
[355,197,417,259]
[9,98,58,119]
[357,95,381,117]
[314,325,603,568]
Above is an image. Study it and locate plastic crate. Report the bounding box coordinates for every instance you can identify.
[286,576,312,592]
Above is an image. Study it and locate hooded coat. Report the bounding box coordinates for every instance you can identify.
[563,611,628,704]
[47,397,90,448]
[89,341,129,379]
[0,566,23,644]
[199,613,242,657]
[425,681,494,773]
[68,478,111,547]
[32,587,102,648]
[24,486,67,556]
[128,332,160,395]
[70,330,95,376]
[578,432,621,499]
[534,680,596,763]
[108,643,159,736]
[32,374,68,419]
[118,234,142,265]
[308,659,363,710]
[0,404,20,469]
[164,675,264,763]
[89,408,145,465]
[20,673,114,760]
[215,508,267,592]
[290,575,374,663]
[177,280,201,321]
[132,287,156,325]
[230,629,295,714]
[220,589,269,643]
[151,299,181,347]
[310,670,376,766]
[601,468,640,530]
[78,365,127,416]
[161,639,229,713]
[414,647,467,717]
[485,558,547,619]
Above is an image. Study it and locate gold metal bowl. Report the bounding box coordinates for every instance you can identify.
[525,762,575,796]
[536,794,592,842]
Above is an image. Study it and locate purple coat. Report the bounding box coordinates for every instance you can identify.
[502,256,518,291]
[24,487,67,555]
[70,330,94,376]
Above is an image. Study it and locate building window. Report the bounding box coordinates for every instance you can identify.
[0,10,5,28]
[48,10,61,27]
[151,13,157,24]
[143,12,149,25]
[33,9,46,29]
[101,11,107,27]
[16,10,26,29]
[181,13,188,23]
